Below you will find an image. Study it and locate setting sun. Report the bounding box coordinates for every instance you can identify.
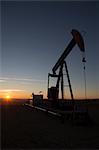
[5,95,11,101]
[6,95,10,99]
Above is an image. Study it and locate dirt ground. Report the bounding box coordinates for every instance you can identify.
[0,99,99,149]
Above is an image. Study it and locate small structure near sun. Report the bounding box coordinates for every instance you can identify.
[31,93,43,106]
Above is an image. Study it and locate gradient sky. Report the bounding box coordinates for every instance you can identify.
[0,1,99,99]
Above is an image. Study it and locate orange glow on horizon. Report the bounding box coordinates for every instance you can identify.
[0,88,99,100]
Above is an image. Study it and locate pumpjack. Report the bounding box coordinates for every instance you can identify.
[47,29,86,109]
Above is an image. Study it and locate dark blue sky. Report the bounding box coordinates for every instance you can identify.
[1,1,99,98]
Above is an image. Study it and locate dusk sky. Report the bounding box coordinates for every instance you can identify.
[0,1,99,99]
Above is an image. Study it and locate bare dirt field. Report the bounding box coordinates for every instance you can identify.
[0,99,99,149]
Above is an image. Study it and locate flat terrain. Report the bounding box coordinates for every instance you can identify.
[1,99,99,149]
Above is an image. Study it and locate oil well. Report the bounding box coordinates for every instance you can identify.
[47,29,86,106]
[26,29,89,124]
